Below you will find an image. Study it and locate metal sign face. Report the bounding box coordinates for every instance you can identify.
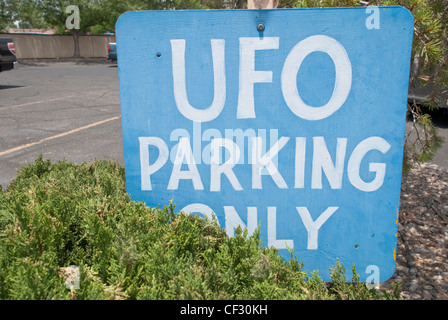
[116,7,414,282]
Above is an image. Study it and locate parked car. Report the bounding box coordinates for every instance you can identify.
[0,37,17,72]
[107,43,117,61]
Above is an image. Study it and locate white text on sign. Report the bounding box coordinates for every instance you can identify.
[139,35,391,250]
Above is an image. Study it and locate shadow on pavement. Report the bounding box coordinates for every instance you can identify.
[0,85,25,90]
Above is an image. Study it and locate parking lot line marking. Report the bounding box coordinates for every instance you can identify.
[0,95,74,110]
[0,116,121,157]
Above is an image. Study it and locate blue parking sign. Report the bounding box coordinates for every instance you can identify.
[116,7,414,282]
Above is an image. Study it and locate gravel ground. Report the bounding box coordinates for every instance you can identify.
[382,163,448,300]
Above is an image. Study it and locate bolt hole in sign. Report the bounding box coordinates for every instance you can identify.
[116,7,413,282]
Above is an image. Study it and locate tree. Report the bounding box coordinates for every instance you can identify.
[37,0,109,57]
[0,0,15,32]
[10,0,50,30]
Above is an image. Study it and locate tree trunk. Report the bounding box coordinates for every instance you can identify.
[247,0,278,9]
[72,30,80,58]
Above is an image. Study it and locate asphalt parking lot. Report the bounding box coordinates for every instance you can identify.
[0,59,123,189]
[0,59,447,190]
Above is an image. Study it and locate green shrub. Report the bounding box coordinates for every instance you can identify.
[0,155,400,300]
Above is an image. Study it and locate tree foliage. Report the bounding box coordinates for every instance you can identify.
[0,0,15,32]
[3,0,229,35]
